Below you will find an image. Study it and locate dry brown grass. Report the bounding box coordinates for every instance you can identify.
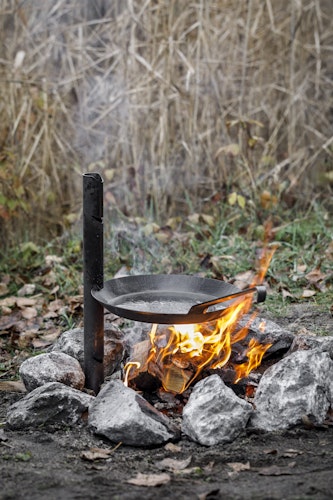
[0,0,332,245]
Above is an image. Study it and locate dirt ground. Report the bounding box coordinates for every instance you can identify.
[1,304,333,500]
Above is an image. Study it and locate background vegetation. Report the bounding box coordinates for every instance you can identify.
[0,0,332,246]
[0,1,333,380]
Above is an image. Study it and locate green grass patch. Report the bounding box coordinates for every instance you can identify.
[1,203,332,317]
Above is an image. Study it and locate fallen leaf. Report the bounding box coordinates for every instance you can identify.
[228,191,238,206]
[68,295,83,313]
[232,270,255,289]
[81,448,112,461]
[282,289,293,299]
[42,270,58,287]
[174,467,203,475]
[201,214,215,228]
[45,254,63,265]
[164,442,182,453]
[0,282,9,297]
[81,442,122,461]
[227,461,250,472]
[21,307,38,319]
[155,229,172,244]
[305,268,326,284]
[301,289,316,298]
[0,381,27,392]
[187,213,200,225]
[233,270,254,283]
[142,222,160,236]
[281,449,303,458]
[237,194,246,209]
[31,339,51,349]
[0,312,22,331]
[0,297,17,308]
[127,472,171,487]
[157,456,192,472]
[0,305,11,315]
[32,330,61,348]
[17,284,36,297]
[47,299,65,313]
[16,297,37,308]
[165,216,182,230]
[49,285,60,295]
[17,331,38,348]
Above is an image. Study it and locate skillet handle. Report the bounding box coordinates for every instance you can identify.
[188,285,266,315]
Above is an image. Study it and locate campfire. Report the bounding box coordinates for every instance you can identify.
[123,246,276,397]
[6,173,332,450]
[81,171,277,398]
[125,304,271,396]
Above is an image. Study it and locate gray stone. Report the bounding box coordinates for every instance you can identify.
[89,380,180,446]
[50,325,124,376]
[250,349,333,431]
[50,327,84,362]
[19,352,85,391]
[6,382,94,430]
[237,316,295,355]
[286,334,333,360]
[182,374,253,446]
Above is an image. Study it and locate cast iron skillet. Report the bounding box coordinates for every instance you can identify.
[91,274,266,324]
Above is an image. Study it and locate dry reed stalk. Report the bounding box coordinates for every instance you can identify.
[0,0,332,245]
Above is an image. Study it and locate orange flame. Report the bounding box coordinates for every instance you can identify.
[124,362,141,387]
[126,245,276,394]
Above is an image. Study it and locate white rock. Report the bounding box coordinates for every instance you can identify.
[182,374,253,446]
[6,382,94,429]
[89,379,180,446]
[286,334,333,360]
[19,352,85,391]
[250,349,333,431]
[237,315,295,355]
[50,326,124,376]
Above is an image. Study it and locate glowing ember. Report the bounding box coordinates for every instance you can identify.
[124,245,276,394]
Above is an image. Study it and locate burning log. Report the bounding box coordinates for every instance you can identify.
[123,246,277,396]
[126,337,193,394]
[125,319,271,396]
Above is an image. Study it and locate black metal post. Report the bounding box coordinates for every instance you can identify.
[83,173,104,394]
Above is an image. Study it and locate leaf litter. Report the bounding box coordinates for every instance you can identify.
[127,472,171,487]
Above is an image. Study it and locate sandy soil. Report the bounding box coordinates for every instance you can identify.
[1,304,333,500]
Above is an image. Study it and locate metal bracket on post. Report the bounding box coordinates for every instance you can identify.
[83,173,104,394]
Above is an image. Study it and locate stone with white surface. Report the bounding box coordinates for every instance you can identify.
[237,316,295,355]
[50,325,124,376]
[50,327,84,362]
[286,334,333,359]
[250,348,333,431]
[6,382,94,430]
[19,352,85,391]
[182,374,253,446]
[89,379,180,446]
